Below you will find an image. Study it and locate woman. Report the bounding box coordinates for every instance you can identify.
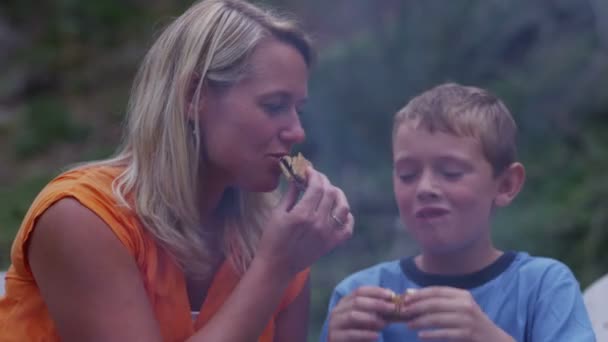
[0,1,353,341]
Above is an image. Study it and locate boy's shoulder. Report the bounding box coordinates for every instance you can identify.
[512,252,576,279]
[334,260,404,295]
[499,252,581,295]
[331,252,579,297]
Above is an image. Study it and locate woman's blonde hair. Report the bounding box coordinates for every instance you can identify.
[393,83,518,176]
[84,0,313,279]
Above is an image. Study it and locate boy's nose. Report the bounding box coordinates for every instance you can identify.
[416,172,440,202]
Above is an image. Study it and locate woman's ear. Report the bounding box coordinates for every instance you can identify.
[494,162,525,207]
[186,74,205,120]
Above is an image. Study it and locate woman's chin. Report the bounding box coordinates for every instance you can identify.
[242,177,281,193]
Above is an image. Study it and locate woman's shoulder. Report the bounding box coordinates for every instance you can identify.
[17,163,143,260]
[25,164,127,220]
[48,164,125,189]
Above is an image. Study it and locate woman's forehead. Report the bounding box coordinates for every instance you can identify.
[232,39,309,97]
[246,39,308,77]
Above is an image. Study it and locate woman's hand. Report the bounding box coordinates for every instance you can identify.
[327,286,397,342]
[398,286,516,342]
[256,165,354,278]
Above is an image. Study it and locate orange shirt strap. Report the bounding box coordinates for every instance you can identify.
[195,261,310,340]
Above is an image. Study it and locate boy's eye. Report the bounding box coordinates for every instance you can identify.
[441,170,464,180]
[398,173,417,183]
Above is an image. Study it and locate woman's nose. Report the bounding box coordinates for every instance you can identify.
[279,117,306,144]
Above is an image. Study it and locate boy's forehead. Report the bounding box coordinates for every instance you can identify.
[393,125,484,160]
[394,123,478,141]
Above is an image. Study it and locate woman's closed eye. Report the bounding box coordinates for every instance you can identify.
[262,102,289,115]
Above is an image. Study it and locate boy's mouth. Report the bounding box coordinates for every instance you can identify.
[415,207,450,219]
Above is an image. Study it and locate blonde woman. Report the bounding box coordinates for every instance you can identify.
[0,0,354,341]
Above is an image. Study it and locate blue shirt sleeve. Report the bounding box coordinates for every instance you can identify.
[529,262,596,341]
[319,287,344,342]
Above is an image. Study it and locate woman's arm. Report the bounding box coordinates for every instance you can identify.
[191,256,294,341]
[29,198,163,342]
[29,198,294,342]
[274,278,310,342]
[196,167,352,341]
[30,165,352,341]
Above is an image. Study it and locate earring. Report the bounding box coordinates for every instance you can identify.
[188,120,198,143]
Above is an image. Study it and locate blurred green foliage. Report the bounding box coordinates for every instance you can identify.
[13,96,89,158]
[0,175,55,267]
[0,1,607,341]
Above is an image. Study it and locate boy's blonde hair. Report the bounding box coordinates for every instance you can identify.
[79,0,313,279]
[393,82,517,175]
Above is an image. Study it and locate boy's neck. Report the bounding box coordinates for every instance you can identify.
[415,244,503,275]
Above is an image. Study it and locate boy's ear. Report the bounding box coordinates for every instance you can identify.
[494,162,525,207]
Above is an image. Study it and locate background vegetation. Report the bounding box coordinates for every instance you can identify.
[1,0,607,340]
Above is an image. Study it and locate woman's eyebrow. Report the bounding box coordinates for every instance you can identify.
[258,90,308,102]
[258,91,290,100]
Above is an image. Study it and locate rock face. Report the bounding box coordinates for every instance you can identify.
[0,18,19,62]
[0,16,24,128]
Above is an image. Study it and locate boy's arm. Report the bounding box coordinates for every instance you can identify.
[529,263,596,341]
[399,286,516,341]
[319,288,343,342]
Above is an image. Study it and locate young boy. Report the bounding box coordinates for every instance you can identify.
[320,83,596,342]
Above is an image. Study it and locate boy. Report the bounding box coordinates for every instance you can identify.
[320,83,596,341]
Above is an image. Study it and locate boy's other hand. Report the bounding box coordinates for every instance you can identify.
[327,286,397,342]
[398,286,516,342]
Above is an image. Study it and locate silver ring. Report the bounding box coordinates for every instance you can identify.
[330,213,345,226]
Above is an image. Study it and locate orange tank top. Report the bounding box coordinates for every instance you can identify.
[0,165,309,341]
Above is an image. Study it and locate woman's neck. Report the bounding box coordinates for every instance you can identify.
[198,188,228,224]
[197,162,231,221]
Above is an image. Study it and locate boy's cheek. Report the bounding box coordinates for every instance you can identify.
[394,186,415,203]
[395,201,414,221]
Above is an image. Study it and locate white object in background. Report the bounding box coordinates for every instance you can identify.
[0,271,5,296]
[584,273,608,341]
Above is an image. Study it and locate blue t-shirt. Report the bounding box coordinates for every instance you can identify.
[320,251,596,341]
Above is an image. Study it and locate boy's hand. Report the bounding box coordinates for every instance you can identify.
[327,286,397,342]
[398,286,515,342]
